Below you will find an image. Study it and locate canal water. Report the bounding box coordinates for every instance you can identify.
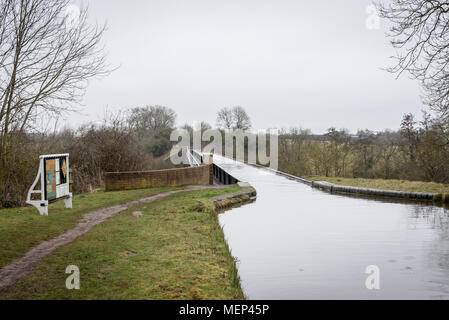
[214,155,449,300]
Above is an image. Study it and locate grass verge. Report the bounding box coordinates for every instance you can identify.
[0,187,181,269]
[307,176,449,195]
[0,185,244,300]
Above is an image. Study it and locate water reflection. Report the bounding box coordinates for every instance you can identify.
[215,156,449,300]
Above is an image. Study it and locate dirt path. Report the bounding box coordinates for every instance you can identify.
[0,185,224,291]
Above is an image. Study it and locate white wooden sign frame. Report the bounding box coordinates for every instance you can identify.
[26,154,72,216]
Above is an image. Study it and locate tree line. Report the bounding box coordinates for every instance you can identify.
[278,112,449,183]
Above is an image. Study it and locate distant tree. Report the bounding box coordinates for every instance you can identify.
[181,124,194,137]
[127,105,177,157]
[190,121,212,149]
[198,121,212,139]
[375,130,400,179]
[352,130,377,178]
[379,1,449,120]
[325,127,352,176]
[128,105,176,132]
[216,106,252,131]
[216,107,233,130]
[417,115,449,182]
[232,106,252,131]
[398,112,449,182]
[400,113,418,162]
[278,127,312,176]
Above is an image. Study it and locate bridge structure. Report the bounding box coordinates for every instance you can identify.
[186,148,239,185]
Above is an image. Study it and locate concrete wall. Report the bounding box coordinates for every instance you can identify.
[312,180,435,201]
[105,165,213,192]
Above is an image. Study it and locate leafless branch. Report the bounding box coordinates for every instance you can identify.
[0,0,111,154]
[378,0,449,116]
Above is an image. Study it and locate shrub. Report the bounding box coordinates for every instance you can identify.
[0,134,52,208]
[433,194,443,203]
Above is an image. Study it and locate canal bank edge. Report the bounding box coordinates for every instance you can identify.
[248,163,448,205]
[212,182,257,211]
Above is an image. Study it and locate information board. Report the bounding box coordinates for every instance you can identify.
[27,154,72,215]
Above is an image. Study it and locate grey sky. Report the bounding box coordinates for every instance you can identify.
[72,0,424,133]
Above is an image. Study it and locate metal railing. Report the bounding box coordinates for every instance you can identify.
[185,147,201,167]
[191,149,203,165]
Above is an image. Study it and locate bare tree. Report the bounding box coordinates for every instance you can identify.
[232,106,252,131]
[325,127,352,176]
[378,1,449,119]
[0,0,109,155]
[0,1,13,65]
[216,106,252,131]
[127,105,177,132]
[181,123,194,136]
[127,105,177,157]
[216,107,233,130]
[197,121,211,134]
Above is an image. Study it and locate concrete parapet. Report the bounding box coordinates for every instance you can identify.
[249,163,436,202]
[311,180,435,200]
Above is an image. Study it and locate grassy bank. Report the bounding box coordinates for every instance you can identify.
[0,185,244,300]
[0,188,183,268]
[307,176,449,195]
[0,187,182,270]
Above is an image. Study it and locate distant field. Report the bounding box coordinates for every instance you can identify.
[307,176,449,195]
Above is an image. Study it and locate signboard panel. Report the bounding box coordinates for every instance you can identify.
[26,154,72,215]
[60,157,68,184]
[44,156,70,201]
[45,159,57,201]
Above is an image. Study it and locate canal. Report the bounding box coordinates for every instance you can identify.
[215,155,449,299]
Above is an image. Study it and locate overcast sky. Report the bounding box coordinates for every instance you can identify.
[70,0,424,133]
